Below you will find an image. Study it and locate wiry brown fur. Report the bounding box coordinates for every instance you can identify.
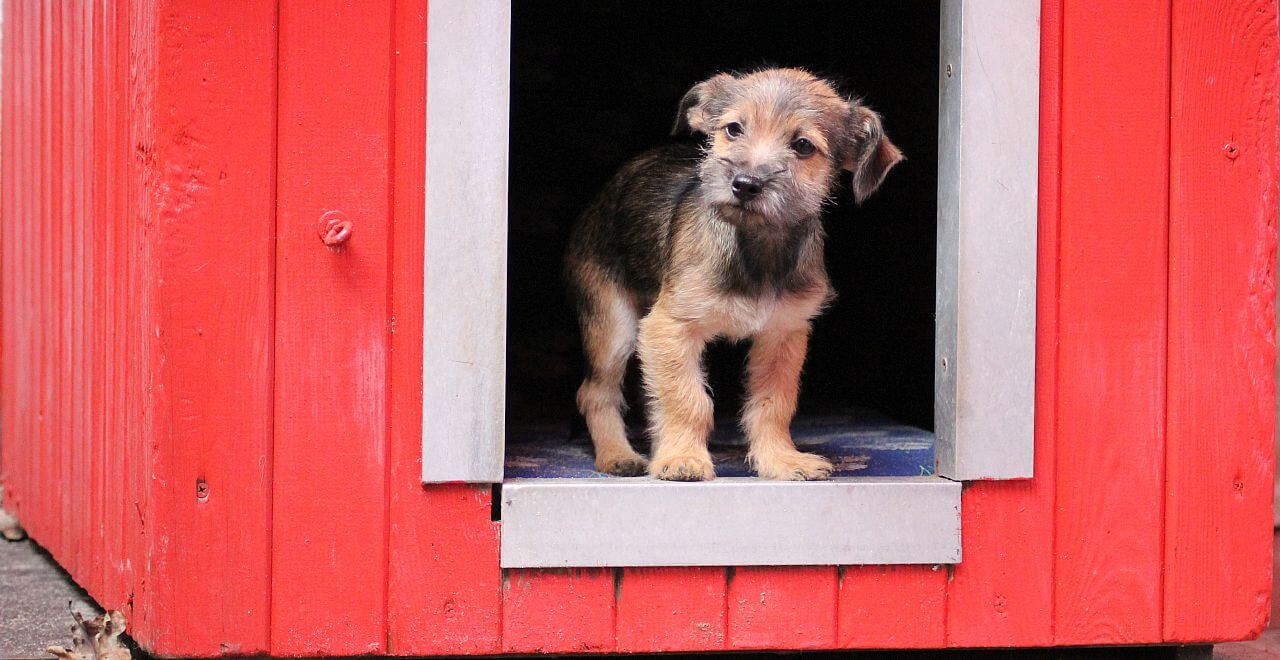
[566,68,903,480]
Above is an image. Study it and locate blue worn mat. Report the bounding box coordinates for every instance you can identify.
[505,412,934,478]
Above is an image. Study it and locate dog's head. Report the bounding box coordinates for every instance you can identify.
[674,68,903,223]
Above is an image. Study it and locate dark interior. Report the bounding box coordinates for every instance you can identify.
[505,0,940,475]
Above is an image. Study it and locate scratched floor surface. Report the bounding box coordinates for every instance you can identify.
[505,410,935,478]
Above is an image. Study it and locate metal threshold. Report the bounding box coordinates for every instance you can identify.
[499,476,961,568]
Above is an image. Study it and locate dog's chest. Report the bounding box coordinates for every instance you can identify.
[699,291,824,340]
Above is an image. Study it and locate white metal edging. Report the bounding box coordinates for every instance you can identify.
[425,1,1039,488]
[935,0,1040,480]
[421,0,511,483]
[500,477,961,568]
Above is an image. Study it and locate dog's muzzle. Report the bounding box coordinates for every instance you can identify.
[731,174,764,202]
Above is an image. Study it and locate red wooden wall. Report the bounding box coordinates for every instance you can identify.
[0,0,1275,656]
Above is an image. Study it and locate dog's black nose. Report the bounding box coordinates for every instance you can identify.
[731,174,763,201]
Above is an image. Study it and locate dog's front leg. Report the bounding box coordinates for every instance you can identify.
[638,302,716,481]
[742,324,833,480]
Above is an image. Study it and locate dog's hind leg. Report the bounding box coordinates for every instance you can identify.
[575,273,648,476]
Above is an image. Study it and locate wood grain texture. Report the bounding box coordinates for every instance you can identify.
[1163,0,1278,642]
[86,0,109,608]
[727,566,838,650]
[1,0,155,644]
[837,566,946,648]
[944,0,1061,647]
[123,0,164,646]
[502,568,616,654]
[1053,0,1170,645]
[615,568,727,652]
[1,0,19,525]
[105,0,142,621]
[387,485,502,654]
[385,0,504,654]
[4,0,1278,654]
[1,0,17,544]
[7,0,85,606]
[272,0,393,654]
[144,1,277,654]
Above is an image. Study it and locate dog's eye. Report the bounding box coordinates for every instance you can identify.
[791,137,816,156]
[724,122,744,139]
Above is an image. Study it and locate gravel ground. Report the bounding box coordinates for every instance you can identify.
[0,529,102,659]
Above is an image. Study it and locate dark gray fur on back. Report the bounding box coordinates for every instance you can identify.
[565,143,824,307]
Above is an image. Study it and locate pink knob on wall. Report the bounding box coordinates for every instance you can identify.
[319,210,353,246]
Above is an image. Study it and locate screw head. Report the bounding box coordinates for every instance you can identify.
[319,210,353,246]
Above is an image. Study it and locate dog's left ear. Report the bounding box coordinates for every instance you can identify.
[841,102,904,204]
[672,73,736,136]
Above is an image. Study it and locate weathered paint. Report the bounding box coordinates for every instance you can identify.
[1163,0,1278,641]
[0,0,1275,656]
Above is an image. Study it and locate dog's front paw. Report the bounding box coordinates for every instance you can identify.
[754,451,833,481]
[650,454,716,481]
[596,452,650,477]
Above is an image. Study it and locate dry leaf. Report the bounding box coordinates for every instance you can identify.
[46,606,130,660]
[0,506,25,541]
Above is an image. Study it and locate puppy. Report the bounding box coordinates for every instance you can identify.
[565,68,902,481]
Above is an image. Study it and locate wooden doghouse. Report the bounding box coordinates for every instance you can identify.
[1,0,1277,656]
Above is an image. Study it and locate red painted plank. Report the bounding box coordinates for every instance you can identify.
[727,566,838,650]
[944,0,1062,647]
[837,565,946,648]
[121,0,161,645]
[38,0,54,563]
[1053,0,1170,645]
[90,0,116,614]
[13,0,30,536]
[49,0,70,585]
[502,568,616,654]
[3,0,127,633]
[271,0,394,653]
[71,0,90,590]
[0,0,13,514]
[97,0,132,616]
[616,568,727,652]
[387,485,501,655]
[0,0,24,523]
[31,0,44,555]
[1164,0,1278,643]
[385,0,503,653]
[82,0,107,607]
[70,0,90,594]
[134,1,278,655]
[64,0,91,599]
[35,0,55,560]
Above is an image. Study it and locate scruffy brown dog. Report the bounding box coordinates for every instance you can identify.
[566,68,902,481]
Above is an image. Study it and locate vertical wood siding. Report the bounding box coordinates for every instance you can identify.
[1164,0,1278,641]
[1053,0,1172,644]
[1,0,1275,656]
[149,1,277,654]
[1,0,278,655]
[615,567,727,652]
[385,4,504,654]
[271,0,393,654]
[943,0,1061,646]
[726,567,839,650]
[3,0,275,654]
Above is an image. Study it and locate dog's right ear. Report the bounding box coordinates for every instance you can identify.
[672,73,736,136]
